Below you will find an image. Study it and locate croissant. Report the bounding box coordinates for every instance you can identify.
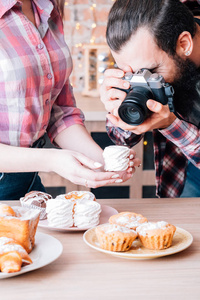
[0,237,32,273]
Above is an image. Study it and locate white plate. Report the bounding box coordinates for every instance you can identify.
[83,226,193,260]
[0,232,63,279]
[38,205,118,232]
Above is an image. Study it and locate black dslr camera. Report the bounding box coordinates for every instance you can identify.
[118,69,175,126]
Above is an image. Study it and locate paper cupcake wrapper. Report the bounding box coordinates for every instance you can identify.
[20,200,47,220]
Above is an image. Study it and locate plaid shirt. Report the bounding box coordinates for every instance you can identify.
[0,0,84,147]
[106,118,200,198]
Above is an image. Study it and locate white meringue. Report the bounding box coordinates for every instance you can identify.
[73,201,101,228]
[103,145,130,171]
[55,191,96,203]
[46,199,73,228]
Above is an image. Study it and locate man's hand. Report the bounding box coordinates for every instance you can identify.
[100,68,176,135]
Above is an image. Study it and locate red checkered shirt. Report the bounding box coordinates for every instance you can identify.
[0,0,85,147]
[106,118,200,198]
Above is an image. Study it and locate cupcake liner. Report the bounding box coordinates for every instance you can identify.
[20,199,47,220]
[138,233,174,250]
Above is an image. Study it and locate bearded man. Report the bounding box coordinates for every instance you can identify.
[100,0,200,197]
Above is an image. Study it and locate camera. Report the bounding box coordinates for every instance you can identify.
[118,69,174,126]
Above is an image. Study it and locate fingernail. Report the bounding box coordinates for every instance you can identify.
[94,162,103,168]
[147,100,155,109]
[115,179,123,183]
[130,154,134,159]
[123,82,129,89]
[138,163,141,167]
[129,161,134,166]
[117,70,124,77]
[111,174,120,179]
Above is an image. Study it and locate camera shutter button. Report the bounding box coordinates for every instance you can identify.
[151,73,160,80]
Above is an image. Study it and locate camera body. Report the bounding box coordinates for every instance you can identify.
[118,69,174,126]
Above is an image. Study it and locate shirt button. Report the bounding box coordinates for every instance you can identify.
[45,99,50,105]
[43,124,47,130]
[37,44,44,50]
[47,73,52,80]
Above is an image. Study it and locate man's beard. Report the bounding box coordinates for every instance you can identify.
[172,55,200,127]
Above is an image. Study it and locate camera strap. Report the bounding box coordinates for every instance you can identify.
[164,84,175,112]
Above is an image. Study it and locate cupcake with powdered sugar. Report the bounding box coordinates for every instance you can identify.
[136,221,176,250]
[95,223,137,252]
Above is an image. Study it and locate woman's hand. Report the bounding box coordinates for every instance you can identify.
[48,148,141,188]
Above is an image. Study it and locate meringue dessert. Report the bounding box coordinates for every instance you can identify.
[73,200,101,228]
[103,145,130,171]
[46,192,101,229]
[55,191,96,203]
[46,199,74,228]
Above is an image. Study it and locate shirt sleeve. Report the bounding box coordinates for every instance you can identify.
[47,79,85,143]
[106,119,144,147]
[160,118,200,167]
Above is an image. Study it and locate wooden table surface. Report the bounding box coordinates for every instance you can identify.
[1,198,200,300]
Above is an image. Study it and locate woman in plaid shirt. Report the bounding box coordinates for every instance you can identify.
[0,0,141,200]
[100,0,200,198]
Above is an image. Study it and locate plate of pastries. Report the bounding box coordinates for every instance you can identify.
[0,202,62,278]
[83,211,193,259]
[20,190,118,231]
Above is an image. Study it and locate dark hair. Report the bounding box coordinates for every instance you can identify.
[55,0,65,18]
[182,0,200,16]
[106,0,196,56]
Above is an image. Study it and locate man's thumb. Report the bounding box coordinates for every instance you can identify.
[147,99,162,112]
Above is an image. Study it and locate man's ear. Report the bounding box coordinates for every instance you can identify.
[176,31,193,58]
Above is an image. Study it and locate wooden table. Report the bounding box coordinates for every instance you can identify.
[1,198,200,300]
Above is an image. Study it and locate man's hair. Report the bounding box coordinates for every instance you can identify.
[106,0,196,56]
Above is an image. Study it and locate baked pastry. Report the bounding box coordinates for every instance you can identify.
[95,224,137,252]
[73,200,101,228]
[0,237,32,273]
[0,204,16,217]
[46,199,74,228]
[103,145,130,171]
[0,204,40,253]
[109,212,148,230]
[136,221,176,250]
[20,191,52,220]
[55,191,96,203]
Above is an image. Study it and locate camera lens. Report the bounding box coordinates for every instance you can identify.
[118,86,154,126]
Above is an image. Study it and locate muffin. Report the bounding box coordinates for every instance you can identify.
[103,145,131,171]
[95,223,138,252]
[136,221,176,250]
[109,212,148,230]
[20,191,52,220]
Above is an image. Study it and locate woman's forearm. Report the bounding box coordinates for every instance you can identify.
[54,124,104,164]
[0,143,53,173]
